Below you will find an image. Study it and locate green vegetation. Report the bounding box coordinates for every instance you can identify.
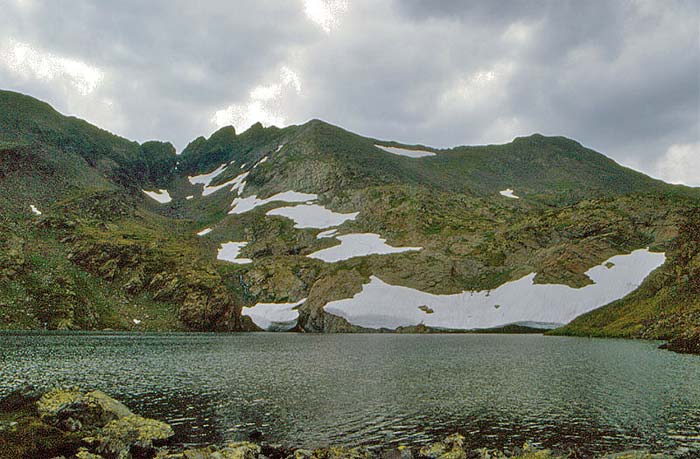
[0,88,698,352]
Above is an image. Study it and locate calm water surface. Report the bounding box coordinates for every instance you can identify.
[1,332,699,457]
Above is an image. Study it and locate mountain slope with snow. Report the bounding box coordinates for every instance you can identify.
[0,89,698,351]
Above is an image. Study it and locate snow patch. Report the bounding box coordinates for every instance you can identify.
[29,204,42,215]
[229,191,318,215]
[375,144,436,158]
[266,204,358,229]
[323,248,666,330]
[241,298,306,331]
[197,228,212,236]
[132,318,142,325]
[142,189,172,203]
[202,171,249,196]
[217,242,252,264]
[275,144,284,152]
[188,164,227,187]
[185,195,194,200]
[254,156,269,168]
[308,233,422,262]
[317,229,338,239]
[500,188,519,199]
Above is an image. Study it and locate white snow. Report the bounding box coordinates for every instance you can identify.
[275,144,284,152]
[241,298,306,331]
[266,204,359,229]
[142,189,172,203]
[317,229,338,239]
[375,144,436,158]
[185,195,194,200]
[500,188,519,199]
[197,228,212,236]
[202,171,249,196]
[229,191,318,215]
[308,233,422,262]
[132,318,142,325]
[240,163,247,169]
[254,156,269,168]
[188,164,227,186]
[29,204,42,215]
[323,248,666,330]
[216,241,252,264]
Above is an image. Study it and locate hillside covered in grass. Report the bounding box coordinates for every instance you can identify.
[0,89,698,352]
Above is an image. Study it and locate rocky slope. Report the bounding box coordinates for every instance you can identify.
[0,89,698,351]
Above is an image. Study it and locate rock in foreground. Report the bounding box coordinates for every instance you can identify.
[0,387,674,459]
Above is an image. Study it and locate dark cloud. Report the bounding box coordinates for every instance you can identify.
[0,0,697,184]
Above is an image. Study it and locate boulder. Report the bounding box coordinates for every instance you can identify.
[181,441,261,459]
[93,414,174,458]
[37,388,133,431]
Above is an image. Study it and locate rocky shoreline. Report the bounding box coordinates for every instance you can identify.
[0,387,675,459]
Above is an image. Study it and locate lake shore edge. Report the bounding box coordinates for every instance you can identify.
[0,386,674,459]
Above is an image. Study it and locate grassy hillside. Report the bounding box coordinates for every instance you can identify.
[551,207,700,353]
[0,89,698,352]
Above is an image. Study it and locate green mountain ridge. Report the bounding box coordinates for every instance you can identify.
[0,89,698,353]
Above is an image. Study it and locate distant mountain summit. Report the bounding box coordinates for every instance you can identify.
[0,89,697,353]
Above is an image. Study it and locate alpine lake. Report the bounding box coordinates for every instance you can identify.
[1,332,699,457]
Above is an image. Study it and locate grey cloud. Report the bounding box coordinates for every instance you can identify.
[0,0,697,184]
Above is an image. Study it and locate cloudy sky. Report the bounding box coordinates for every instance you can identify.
[0,0,698,185]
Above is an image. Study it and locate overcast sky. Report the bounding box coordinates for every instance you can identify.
[0,0,698,185]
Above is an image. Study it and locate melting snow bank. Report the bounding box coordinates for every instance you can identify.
[229,191,318,214]
[324,248,666,330]
[188,164,226,186]
[375,144,436,158]
[142,189,172,203]
[266,204,359,229]
[216,242,252,264]
[29,204,42,215]
[188,164,248,196]
[500,188,519,199]
[202,171,248,196]
[241,298,306,331]
[308,233,422,262]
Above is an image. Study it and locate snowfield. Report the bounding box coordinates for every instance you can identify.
[500,188,519,199]
[202,171,249,196]
[266,204,359,229]
[30,204,41,215]
[188,164,226,186]
[229,191,318,214]
[308,233,422,262]
[216,241,252,264]
[142,189,172,203]
[241,298,306,331]
[375,144,436,158]
[323,248,666,330]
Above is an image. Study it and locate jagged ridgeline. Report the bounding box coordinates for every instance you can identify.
[0,89,698,351]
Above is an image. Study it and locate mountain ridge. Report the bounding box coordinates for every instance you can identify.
[0,89,697,353]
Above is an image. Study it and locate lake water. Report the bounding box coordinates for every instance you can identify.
[1,332,699,457]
